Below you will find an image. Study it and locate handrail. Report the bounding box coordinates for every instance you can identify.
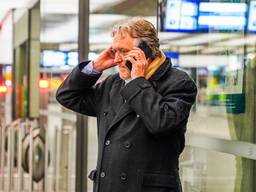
[186,132,256,160]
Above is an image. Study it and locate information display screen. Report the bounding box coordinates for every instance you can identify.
[67,52,79,66]
[248,1,256,32]
[41,50,79,68]
[160,0,249,32]
[163,0,198,32]
[41,50,67,67]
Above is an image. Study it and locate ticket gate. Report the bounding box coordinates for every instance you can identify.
[0,116,76,192]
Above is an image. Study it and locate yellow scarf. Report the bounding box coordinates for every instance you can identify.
[144,51,166,80]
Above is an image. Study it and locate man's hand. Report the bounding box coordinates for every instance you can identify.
[125,47,149,79]
[93,47,117,72]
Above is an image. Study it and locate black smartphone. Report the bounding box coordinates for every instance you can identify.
[125,41,153,70]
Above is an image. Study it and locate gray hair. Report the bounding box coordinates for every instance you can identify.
[111,17,161,58]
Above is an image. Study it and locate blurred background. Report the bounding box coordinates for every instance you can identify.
[0,0,256,191]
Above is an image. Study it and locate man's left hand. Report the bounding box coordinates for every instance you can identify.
[125,47,149,79]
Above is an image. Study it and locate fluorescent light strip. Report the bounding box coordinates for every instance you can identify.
[168,33,237,46]
[214,36,256,47]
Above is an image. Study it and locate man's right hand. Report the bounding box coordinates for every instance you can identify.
[93,47,117,72]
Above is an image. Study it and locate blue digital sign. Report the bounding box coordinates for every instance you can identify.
[163,0,199,32]
[41,50,79,68]
[67,52,79,66]
[164,52,179,67]
[160,0,250,32]
[41,50,66,67]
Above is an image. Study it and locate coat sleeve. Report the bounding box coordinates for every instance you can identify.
[120,75,197,136]
[56,61,105,117]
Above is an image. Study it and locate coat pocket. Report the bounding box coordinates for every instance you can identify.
[88,169,97,181]
[88,169,97,192]
[139,171,178,192]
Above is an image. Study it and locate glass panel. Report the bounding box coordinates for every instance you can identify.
[180,146,255,192]
[159,0,256,143]
[0,11,13,190]
[158,0,256,191]
[40,0,78,191]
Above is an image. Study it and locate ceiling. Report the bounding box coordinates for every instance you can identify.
[0,0,37,19]
[0,0,255,55]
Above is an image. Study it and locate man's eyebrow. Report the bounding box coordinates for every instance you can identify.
[110,46,117,51]
[111,47,129,51]
[119,47,130,51]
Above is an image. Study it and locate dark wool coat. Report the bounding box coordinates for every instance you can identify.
[56,58,197,192]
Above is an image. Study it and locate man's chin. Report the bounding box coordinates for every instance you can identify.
[119,73,131,80]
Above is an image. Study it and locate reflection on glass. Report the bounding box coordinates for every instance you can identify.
[158,1,256,191]
[180,146,255,192]
[159,0,256,144]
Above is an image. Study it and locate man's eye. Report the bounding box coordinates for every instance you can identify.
[110,49,116,55]
[120,49,128,54]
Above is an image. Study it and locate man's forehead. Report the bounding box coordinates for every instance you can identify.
[113,31,130,40]
[112,32,139,48]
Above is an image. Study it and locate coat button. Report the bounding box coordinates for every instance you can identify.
[105,140,111,146]
[120,173,127,181]
[103,112,108,116]
[100,172,105,178]
[124,141,131,149]
[136,114,140,118]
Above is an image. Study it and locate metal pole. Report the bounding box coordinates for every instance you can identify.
[44,124,49,192]
[0,118,5,190]
[28,120,33,192]
[17,121,25,192]
[76,0,89,191]
[55,127,61,192]
[7,124,13,192]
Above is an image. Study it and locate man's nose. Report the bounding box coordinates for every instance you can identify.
[114,52,123,63]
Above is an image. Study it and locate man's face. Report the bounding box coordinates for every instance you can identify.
[111,31,138,80]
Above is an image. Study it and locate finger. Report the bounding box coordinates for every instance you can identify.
[133,47,144,52]
[130,48,146,59]
[126,53,140,60]
[106,47,115,58]
[125,56,147,70]
[129,54,146,64]
[131,47,144,54]
[125,56,137,65]
[125,55,147,67]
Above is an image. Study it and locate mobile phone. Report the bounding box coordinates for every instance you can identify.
[125,41,153,70]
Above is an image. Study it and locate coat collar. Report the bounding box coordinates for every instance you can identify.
[148,58,172,81]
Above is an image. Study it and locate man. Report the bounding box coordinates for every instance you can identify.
[56,17,197,192]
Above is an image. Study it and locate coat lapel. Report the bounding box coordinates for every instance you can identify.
[107,79,133,132]
[108,79,123,116]
[107,102,132,132]
[106,58,171,133]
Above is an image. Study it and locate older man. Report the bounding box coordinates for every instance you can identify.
[56,17,197,192]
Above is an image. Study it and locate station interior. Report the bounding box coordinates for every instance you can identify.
[0,0,256,191]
